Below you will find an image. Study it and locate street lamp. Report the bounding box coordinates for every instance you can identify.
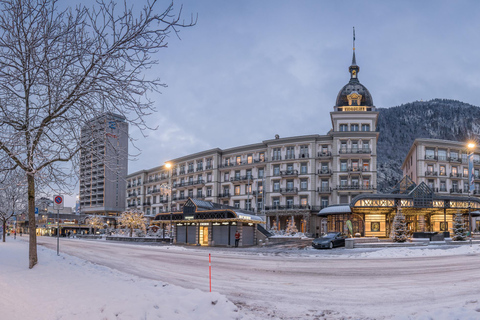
[164,162,174,244]
[467,142,476,247]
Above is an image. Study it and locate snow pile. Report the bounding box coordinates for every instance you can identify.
[0,241,240,320]
[356,243,480,259]
[396,299,480,320]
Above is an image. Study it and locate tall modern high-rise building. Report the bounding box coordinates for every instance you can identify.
[79,112,128,216]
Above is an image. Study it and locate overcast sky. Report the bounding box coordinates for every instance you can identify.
[67,0,480,206]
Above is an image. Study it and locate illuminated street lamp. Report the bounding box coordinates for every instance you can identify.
[163,162,174,244]
[467,142,476,247]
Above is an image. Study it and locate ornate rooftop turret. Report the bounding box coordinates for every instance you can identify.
[335,28,375,111]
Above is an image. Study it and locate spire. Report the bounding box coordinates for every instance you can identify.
[349,27,359,81]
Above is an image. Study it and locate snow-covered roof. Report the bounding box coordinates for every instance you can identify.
[231,211,264,222]
[318,205,351,216]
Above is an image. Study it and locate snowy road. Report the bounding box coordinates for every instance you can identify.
[36,237,480,319]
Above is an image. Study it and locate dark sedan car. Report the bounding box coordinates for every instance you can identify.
[312,232,346,249]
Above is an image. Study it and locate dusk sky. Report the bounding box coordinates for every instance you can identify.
[69,0,480,206]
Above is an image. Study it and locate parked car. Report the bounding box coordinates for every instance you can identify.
[312,232,346,249]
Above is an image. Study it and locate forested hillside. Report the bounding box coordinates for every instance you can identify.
[376,99,480,191]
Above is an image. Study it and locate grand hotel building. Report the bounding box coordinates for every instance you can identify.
[126,48,379,237]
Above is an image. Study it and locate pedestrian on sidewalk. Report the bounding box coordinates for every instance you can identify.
[235,231,240,247]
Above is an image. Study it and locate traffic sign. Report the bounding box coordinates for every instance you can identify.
[35,207,39,214]
[53,195,64,210]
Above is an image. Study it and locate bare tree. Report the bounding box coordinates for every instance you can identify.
[118,210,147,237]
[0,0,195,268]
[0,170,27,242]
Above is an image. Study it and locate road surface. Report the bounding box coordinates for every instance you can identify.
[36,237,480,319]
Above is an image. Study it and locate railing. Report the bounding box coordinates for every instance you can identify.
[334,185,375,191]
[205,165,213,170]
[264,205,316,211]
[339,148,371,154]
[176,179,205,188]
[230,175,254,183]
[196,166,203,172]
[425,171,438,176]
[285,154,295,160]
[143,202,151,206]
[450,188,463,194]
[219,158,265,168]
[425,155,437,160]
[298,153,309,159]
[439,172,447,176]
[280,187,298,194]
[218,192,231,198]
[318,169,331,175]
[280,170,298,177]
[271,155,282,161]
[187,168,194,173]
[450,173,462,178]
[317,187,331,193]
[317,151,332,157]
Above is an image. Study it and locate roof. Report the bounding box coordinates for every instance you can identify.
[318,205,351,216]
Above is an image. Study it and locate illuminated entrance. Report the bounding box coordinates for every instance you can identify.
[199,225,209,245]
[319,177,480,237]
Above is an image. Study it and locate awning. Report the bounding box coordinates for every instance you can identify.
[318,205,351,216]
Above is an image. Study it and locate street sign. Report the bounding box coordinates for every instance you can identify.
[35,207,39,214]
[53,195,64,210]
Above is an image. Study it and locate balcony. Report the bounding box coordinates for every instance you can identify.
[187,168,194,173]
[450,188,463,194]
[179,170,186,175]
[280,170,298,177]
[271,155,282,161]
[205,165,214,170]
[143,202,152,206]
[298,153,309,159]
[338,148,371,155]
[334,185,375,191]
[219,158,266,169]
[284,154,295,160]
[450,173,462,178]
[448,157,462,163]
[318,169,331,175]
[196,166,204,172]
[159,198,169,204]
[317,151,332,158]
[218,192,231,198]
[425,171,438,176]
[424,155,437,161]
[317,187,332,193]
[439,172,447,177]
[252,190,264,197]
[264,205,313,211]
[280,187,298,195]
[230,175,254,183]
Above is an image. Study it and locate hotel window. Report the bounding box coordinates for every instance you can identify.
[257,201,263,210]
[245,200,252,211]
[180,191,185,198]
[300,145,309,158]
[188,190,193,198]
[340,161,348,172]
[427,165,434,174]
[207,173,212,182]
[300,179,308,191]
[273,148,281,161]
[476,169,480,178]
[352,178,359,187]
[272,198,280,207]
[464,168,469,176]
[322,145,329,154]
[476,183,480,192]
[351,141,358,152]
[247,154,253,164]
[321,197,329,208]
[363,178,370,188]
[363,161,370,171]
[146,209,151,216]
[258,182,263,193]
[361,124,370,132]
[152,196,157,204]
[340,141,347,153]
[286,180,294,191]
[340,195,349,204]
[152,208,156,215]
[235,170,240,179]
[339,124,348,132]
[475,154,480,163]
[246,184,252,194]
[259,152,265,162]
[258,168,264,178]
[234,201,240,209]
[428,180,434,189]
[273,165,280,176]
[452,167,458,176]
[439,165,446,176]
[438,149,447,161]
[223,201,229,206]
[206,158,212,168]
[426,148,435,160]
[351,161,359,171]
[300,197,308,207]
[188,163,194,173]
[234,185,241,196]
[321,163,329,173]
[224,158,230,166]
[450,150,459,161]
[300,163,308,174]
[286,146,295,159]
[197,188,202,197]
[286,197,294,208]
[207,187,212,197]
[464,182,469,191]
[452,181,458,192]
[273,181,280,192]
[223,187,229,195]
[351,124,359,132]
[363,141,370,152]
[224,172,229,181]
[340,177,348,186]
[286,164,294,174]
[188,176,193,183]
[236,156,241,165]
[197,160,203,171]
[440,181,446,192]
[321,180,329,190]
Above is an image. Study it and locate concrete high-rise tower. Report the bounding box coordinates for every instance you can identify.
[79,112,128,216]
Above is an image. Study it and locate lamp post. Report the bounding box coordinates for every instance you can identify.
[164,163,173,244]
[467,142,476,247]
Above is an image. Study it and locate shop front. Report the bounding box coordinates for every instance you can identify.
[153,198,264,247]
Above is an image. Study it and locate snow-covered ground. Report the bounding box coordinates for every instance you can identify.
[0,239,245,320]
[2,237,480,320]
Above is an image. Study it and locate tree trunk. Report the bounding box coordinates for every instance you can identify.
[2,220,5,242]
[27,174,37,269]
[130,227,133,237]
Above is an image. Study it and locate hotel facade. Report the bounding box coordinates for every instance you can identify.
[127,48,379,237]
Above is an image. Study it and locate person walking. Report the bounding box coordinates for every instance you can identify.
[234,231,240,247]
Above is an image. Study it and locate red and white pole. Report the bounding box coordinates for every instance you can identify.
[209,253,212,292]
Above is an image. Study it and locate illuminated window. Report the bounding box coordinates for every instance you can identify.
[234,186,240,196]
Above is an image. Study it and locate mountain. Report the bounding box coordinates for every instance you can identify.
[376,99,480,191]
